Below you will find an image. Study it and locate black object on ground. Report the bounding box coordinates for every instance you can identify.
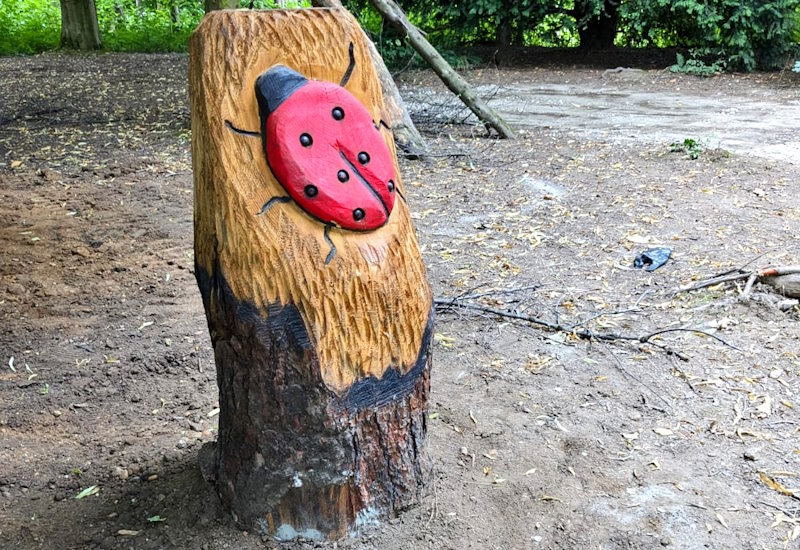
[634,247,672,271]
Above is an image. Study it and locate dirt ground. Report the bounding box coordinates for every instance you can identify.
[1,52,799,550]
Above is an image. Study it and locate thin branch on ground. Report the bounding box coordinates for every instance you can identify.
[674,264,800,296]
[433,298,741,361]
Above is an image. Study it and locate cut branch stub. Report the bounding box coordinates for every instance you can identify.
[189,8,433,540]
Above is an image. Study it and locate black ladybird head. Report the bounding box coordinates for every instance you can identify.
[255,65,308,119]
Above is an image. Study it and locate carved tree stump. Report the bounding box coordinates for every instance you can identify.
[189,9,433,540]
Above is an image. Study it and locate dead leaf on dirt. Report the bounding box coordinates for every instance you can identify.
[759,472,795,497]
[75,485,99,499]
[755,395,773,418]
[770,512,798,528]
[434,333,455,348]
[524,468,537,476]
[469,410,477,425]
[117,530,139,536]
[483,449,497,460]
[653,427,674,436]
[10,160,22,168]
[541,494,561,502]
[137,321,154,331]
[525,354,553,373]
[716,512,728,528]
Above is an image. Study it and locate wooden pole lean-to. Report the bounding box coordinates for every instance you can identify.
[369,0,516,139]
[311,0,427,154]
[189,8,433,540]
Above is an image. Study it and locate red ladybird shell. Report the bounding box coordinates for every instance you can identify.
[262,76,396,231]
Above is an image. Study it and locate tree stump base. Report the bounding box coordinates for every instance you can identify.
[190,9,433,540]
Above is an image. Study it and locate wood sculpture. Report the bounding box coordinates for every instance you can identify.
[189,8,433,540]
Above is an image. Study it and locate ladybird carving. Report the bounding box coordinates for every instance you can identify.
[225,44,399,264]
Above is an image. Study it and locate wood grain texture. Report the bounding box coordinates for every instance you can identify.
[190,9,433,538]
[190,8,432,393]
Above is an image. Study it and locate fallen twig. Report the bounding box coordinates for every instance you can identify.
[433,298,740,361]
[675,265,800,299]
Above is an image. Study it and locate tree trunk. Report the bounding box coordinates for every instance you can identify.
[311,0,426,154]
[204,0,237,12]
[370,0,515,139]
[59,0,102,50]
[576,0,619,50]
[190,9,433,540]
[496,18,512,48]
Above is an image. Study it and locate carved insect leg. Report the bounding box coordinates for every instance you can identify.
[225,120,260,137]
[323,223,337,265]
[340,43,355,87]
[257,196,291,216]
[258,198,337,266]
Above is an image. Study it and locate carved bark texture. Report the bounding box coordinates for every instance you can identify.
[59,0,102,50]
[190,9,433,540]
[762,274,800,298]
[311,0,426,153]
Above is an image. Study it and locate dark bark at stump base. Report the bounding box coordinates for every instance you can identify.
[197,265,432,539]
[59,0,102,50]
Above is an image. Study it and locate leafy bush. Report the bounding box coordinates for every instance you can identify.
[620,0,800,70]
[670,138,704,159]
[669,51,726,76]
[0,0,60,55]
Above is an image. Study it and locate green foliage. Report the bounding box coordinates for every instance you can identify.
[670,138,703,159]
[1,0,310,54]
[0,0,60,55]
[669,51,726,76]
[620,0,800,70]
[1,0,797,71]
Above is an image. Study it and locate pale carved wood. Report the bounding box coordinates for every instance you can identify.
[190,8,433,540]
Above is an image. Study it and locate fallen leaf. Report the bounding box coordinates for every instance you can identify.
[117,530,139,536]
[434,333,455,348]
[654,428,674,436]
[755,395,773,418]
[75,485,100,499]
[716,513,728,528]
[759,472,795,496]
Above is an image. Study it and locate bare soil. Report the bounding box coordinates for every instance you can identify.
[1,52,799,550]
